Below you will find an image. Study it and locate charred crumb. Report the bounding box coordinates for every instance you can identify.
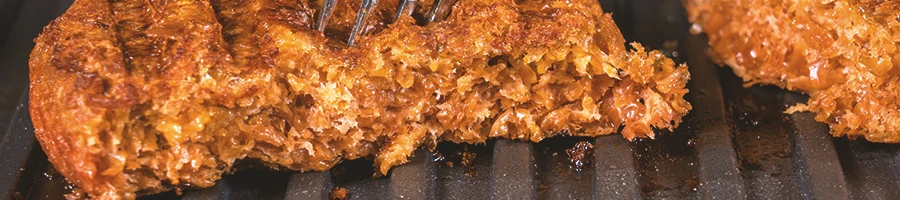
[432,143,480,177]
[461,151,478,177]
[536,178,549,195]
[330,187,349,200]
[12,191,23,200]
[566,141,594,171]
[329,166,349,181]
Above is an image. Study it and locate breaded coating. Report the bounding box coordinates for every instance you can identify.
[686,0,900,142]
[29,0,690,198]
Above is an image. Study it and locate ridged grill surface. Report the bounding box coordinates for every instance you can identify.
[0,0,894,199]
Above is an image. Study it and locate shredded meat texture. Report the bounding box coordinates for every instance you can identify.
[29,0,691,198]
[566,141,593,170]
[685,0,900,142]
[330,187,349,200]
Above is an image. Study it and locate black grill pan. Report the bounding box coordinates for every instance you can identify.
[2,0,898,199]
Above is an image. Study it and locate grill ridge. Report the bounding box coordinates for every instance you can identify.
[783,94,851,199]
[592,136,641,199]
[491,140,537,200]
[389,150,436,200]
[285,172,332,200]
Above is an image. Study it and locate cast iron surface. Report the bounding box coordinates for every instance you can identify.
[1,0,897,199]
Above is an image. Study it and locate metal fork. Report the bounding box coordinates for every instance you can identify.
[314,0,455,46]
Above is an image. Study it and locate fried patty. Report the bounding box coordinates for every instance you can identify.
[686,0,900,142]
[29,0,690,198]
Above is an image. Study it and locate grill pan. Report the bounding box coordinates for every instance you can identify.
[2,0,899,199]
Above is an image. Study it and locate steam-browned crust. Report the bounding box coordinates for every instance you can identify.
[686,0,900,142]
[29,0,690,198]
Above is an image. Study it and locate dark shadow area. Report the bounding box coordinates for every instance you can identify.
[330,157,390,200]
[834,138,900,200]
[533,136,594,199]
[719,67,802,199]
[432,140,495,200]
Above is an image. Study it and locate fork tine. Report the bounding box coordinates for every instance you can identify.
[426,0,455,23]
[315,0,337,32]
[391,0,417,23]
[348,0,380,46]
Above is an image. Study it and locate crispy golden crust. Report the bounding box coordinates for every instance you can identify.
[30,0,690,198]
[686,0,900,142]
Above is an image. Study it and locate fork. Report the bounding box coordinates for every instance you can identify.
[314,0,456,46]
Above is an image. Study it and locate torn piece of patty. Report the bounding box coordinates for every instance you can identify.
[29,0,690,198]
[686,0,900,142]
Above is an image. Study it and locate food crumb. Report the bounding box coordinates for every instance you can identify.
[433,143,480,177]
[330,187,349,200]
[566,141,594,171]
[461,151,478,177]
[783,103,809,114]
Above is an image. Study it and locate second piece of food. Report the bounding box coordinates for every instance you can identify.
[686,0,900,141]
